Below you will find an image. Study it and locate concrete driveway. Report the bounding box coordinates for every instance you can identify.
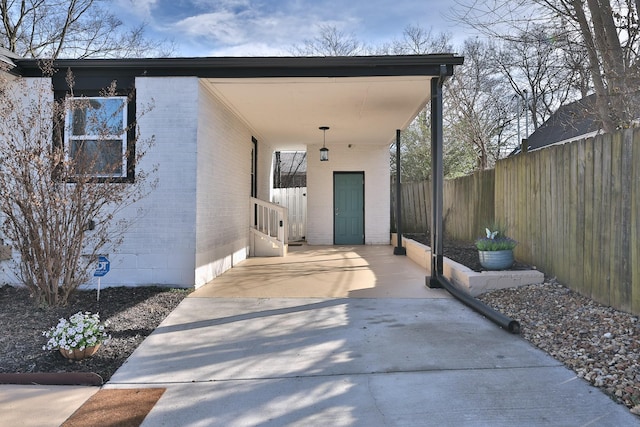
[104,245,638,426]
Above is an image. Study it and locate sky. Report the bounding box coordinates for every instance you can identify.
[112,0,472,57]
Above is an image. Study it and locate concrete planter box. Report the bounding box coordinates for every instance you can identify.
[391,234,544,296]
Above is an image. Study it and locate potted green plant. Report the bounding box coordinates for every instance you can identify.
[43,311,110,360]
[475,228,518,270]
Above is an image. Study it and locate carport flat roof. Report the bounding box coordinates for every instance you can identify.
[14,54,464,79]
[14,54,463,150]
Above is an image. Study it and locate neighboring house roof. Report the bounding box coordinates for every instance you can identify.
[512,94,601,155]
[13,54,464,152]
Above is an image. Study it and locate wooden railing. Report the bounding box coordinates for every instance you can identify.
[250,197,288,257]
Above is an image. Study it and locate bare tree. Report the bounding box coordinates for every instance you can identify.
[494,25,581,131]
[0,0,172,59]
[452,0,640,132]
[0,65,156,305]
[534,0,640,131]
[274,151,306,188]
[290,24,368,56]
[377,25,453,55]
[384,26,480,180]
[446,39,516,169]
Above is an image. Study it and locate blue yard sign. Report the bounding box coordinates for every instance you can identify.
[94,256,110,302]
[94,256,110,277]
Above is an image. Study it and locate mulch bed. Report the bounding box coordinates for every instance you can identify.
[0,286,189,383]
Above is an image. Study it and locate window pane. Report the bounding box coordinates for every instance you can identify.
[70,98,125,136]
[70,140,123,175]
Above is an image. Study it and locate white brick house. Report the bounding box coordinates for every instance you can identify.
[2,55,463,289]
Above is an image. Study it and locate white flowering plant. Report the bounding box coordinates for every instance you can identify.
[43,311,110,352]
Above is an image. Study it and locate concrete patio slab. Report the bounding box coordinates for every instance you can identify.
[116,368,624,427]
[190,245,449,299]
[108,298,553,384]
[107,296,639,426]
[6,245,638,426]
[0,385,99,427]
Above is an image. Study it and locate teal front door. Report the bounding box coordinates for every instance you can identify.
[334,172,364,245]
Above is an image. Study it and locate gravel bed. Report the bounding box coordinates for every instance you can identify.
[401,234,640,414]
[404,233,640,415]
[478,282,640,414]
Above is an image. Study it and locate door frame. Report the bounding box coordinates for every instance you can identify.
[333,171,365,245]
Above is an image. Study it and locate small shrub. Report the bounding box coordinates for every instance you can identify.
[475,228,518,251]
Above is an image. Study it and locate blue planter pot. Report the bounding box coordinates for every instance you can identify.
[478,250,514,270]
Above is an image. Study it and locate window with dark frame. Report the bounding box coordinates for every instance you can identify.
[64,96,128,178]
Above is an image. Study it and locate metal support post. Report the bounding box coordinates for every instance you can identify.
[394,129,406,255]
[427,71,445,288]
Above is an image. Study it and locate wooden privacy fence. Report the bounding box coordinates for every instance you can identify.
[496,129,640,314]
[391,179,431,233]
[392,128,640,314]
[391,169,494,239]
[442,170,495,241]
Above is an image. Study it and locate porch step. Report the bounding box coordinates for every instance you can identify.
[250,228,288,257]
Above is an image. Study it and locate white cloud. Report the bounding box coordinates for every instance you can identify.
[170,4,365,56]
[206,42,289,57]
[114,0,159,19]
[111,0,466,57]
[174,11,247,44]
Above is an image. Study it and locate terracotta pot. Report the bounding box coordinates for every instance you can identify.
[478,249,514,270]
[59,344,101,360]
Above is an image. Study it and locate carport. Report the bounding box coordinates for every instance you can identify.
[14,54,464,287]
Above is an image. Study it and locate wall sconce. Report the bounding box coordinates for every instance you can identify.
[319,126,329,161]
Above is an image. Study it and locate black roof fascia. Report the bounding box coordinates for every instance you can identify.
[14,54,463,90]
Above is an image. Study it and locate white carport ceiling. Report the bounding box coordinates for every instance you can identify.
[203,76,433,151]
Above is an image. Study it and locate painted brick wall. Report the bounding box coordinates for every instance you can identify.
[0,75,277,290]
[96,77,200,288]
[88,78,276,289]
[194,82,262,286]
[306,143,391,245]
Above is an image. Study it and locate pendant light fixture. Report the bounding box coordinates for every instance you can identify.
[319,126,329,161]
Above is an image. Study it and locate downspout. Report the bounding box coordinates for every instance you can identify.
[426,65,520,334]
[428,67,445,287]
[394,129,406,255]
[436,275,520,334]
